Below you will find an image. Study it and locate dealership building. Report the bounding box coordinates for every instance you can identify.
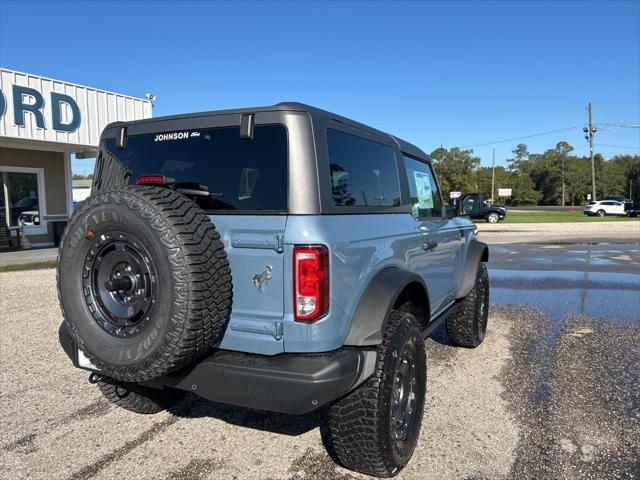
[0,68,152,246]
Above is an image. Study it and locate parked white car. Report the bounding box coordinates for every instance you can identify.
[583,200,626,217]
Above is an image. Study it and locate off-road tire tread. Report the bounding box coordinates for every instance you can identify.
[57,185,232,382]
[446,262,488,348]
[98,377,185,414]
[328,310,425,477]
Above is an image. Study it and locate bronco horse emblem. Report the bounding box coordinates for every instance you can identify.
[252,265,272,293]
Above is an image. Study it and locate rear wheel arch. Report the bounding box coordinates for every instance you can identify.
[393,281,430,331]
[344,268,430,346]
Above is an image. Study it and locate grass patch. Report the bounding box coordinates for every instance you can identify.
[493,211,640,223]
[0,260,58,272]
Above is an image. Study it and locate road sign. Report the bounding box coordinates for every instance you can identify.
[450,191,462,199]
[498,188,512,197]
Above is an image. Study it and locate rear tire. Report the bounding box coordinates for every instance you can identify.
[328,311,426,477]
[98,377,185,414]
[446,263,489,348]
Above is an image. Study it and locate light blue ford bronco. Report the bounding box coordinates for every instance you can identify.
[58,102,489,477]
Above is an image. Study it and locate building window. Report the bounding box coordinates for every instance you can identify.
[0,166,46,234]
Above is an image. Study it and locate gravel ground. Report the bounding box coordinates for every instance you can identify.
[1,241,639,479]
[476,221,640,244]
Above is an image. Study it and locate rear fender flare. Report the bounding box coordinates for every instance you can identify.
[344,268,429,346]
[457,238,489,299]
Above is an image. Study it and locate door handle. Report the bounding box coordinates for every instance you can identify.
[422,240,438,251]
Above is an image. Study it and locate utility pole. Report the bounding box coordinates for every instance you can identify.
[584,102,597,201]
[561,154,565,206]
[491,148,496,202]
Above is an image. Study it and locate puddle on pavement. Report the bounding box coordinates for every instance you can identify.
[490,269,640,322]
[530,249,639,266]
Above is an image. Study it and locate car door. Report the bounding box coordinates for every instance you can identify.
[403,155,461,315]
[610,201,625,215]
[601,201,615,214]
[460,193,483,219]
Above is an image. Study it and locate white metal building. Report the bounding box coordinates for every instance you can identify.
[0,68,152,246]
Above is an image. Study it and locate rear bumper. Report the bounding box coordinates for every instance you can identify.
[59,322,376,415]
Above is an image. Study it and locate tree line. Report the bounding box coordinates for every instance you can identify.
[430,142,640,205]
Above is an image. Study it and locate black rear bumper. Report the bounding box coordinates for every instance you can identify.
[59,323,376,415]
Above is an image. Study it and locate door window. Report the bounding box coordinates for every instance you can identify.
[403,156,443,219]
[462,196,482,215]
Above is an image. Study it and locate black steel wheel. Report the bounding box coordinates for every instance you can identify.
[83,231,157,339]
[391,344,419,443]
[58,186,232,382]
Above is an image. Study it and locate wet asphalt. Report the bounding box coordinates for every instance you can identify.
[0,240,639,479]
[487,242,640,479]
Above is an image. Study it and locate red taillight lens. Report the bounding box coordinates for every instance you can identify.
[136,175,173,185]
[294,245,329,322]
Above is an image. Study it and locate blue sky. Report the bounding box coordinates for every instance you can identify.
[1,0,638,175]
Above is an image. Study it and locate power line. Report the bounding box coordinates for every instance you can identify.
[461,125,584,148]
[594,143,640,151]
[374,101,586,126]
[596,123,640,129]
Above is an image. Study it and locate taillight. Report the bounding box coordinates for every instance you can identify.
[294,245,329,322]
[136,175,174,185]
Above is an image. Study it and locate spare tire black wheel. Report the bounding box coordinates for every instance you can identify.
[57,186,232,382]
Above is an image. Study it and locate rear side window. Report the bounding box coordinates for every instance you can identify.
[97,125,287,212]
[327,129,401,208]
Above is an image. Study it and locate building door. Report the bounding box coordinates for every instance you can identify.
[0,167,43,230]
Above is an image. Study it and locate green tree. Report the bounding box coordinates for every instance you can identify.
[599,155,640,199]
[508,143,529,174]
[430,147,481,196]
[564,156,591,205]
[507,171,541,205]
[556,141,573,206]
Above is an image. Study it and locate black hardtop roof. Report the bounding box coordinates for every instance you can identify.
[107,102,429,161]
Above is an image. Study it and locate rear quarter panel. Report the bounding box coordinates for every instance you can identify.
[282,214,419,352]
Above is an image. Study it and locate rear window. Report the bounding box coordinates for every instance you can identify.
[326,129,401,208]
[96,125,287,212]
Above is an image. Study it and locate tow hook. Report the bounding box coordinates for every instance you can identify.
[88,372,104,384]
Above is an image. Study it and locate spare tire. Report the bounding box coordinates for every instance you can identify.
[57,186,232,382]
